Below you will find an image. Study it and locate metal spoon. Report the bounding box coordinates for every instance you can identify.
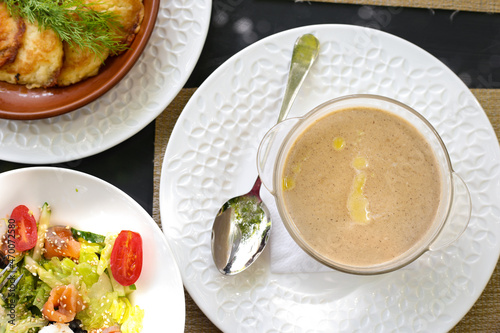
[211,34,320,275]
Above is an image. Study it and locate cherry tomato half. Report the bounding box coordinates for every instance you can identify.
[110,230,143,286]
[11,205,37,252]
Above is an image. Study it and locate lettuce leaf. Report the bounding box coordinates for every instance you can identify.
[97,233,117,275]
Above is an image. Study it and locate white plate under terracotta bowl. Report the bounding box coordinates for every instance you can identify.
[0,0,211,164]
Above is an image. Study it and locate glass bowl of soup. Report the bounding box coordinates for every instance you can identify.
[257,94,471,275]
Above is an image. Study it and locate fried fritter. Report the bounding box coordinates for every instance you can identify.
[93,0,145,51]
[57,43,110,87]
[0,2,26,67]
[57,0,144,86]
[0,20,63,89]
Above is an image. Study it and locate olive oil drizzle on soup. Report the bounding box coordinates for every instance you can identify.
[282,107,441,267]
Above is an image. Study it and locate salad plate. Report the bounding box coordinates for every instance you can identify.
[159,24,500,332]
[0,167,185,332]
[0,0,211,164]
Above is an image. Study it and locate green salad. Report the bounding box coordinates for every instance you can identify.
[0,203,144,333]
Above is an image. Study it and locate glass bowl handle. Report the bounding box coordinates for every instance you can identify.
[257,118,301,195]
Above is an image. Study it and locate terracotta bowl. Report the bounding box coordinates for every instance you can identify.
[0,0,160,120]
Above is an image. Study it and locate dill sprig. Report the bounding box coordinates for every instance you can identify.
[3,0,128,59]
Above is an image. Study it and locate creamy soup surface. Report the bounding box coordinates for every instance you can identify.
[281,107,441,267]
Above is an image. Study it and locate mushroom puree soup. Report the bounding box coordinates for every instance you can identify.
[281,107,442,267]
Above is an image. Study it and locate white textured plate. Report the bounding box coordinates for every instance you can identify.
[0,167,185,332]
[160,24,500,332]
[0,0,211,164]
